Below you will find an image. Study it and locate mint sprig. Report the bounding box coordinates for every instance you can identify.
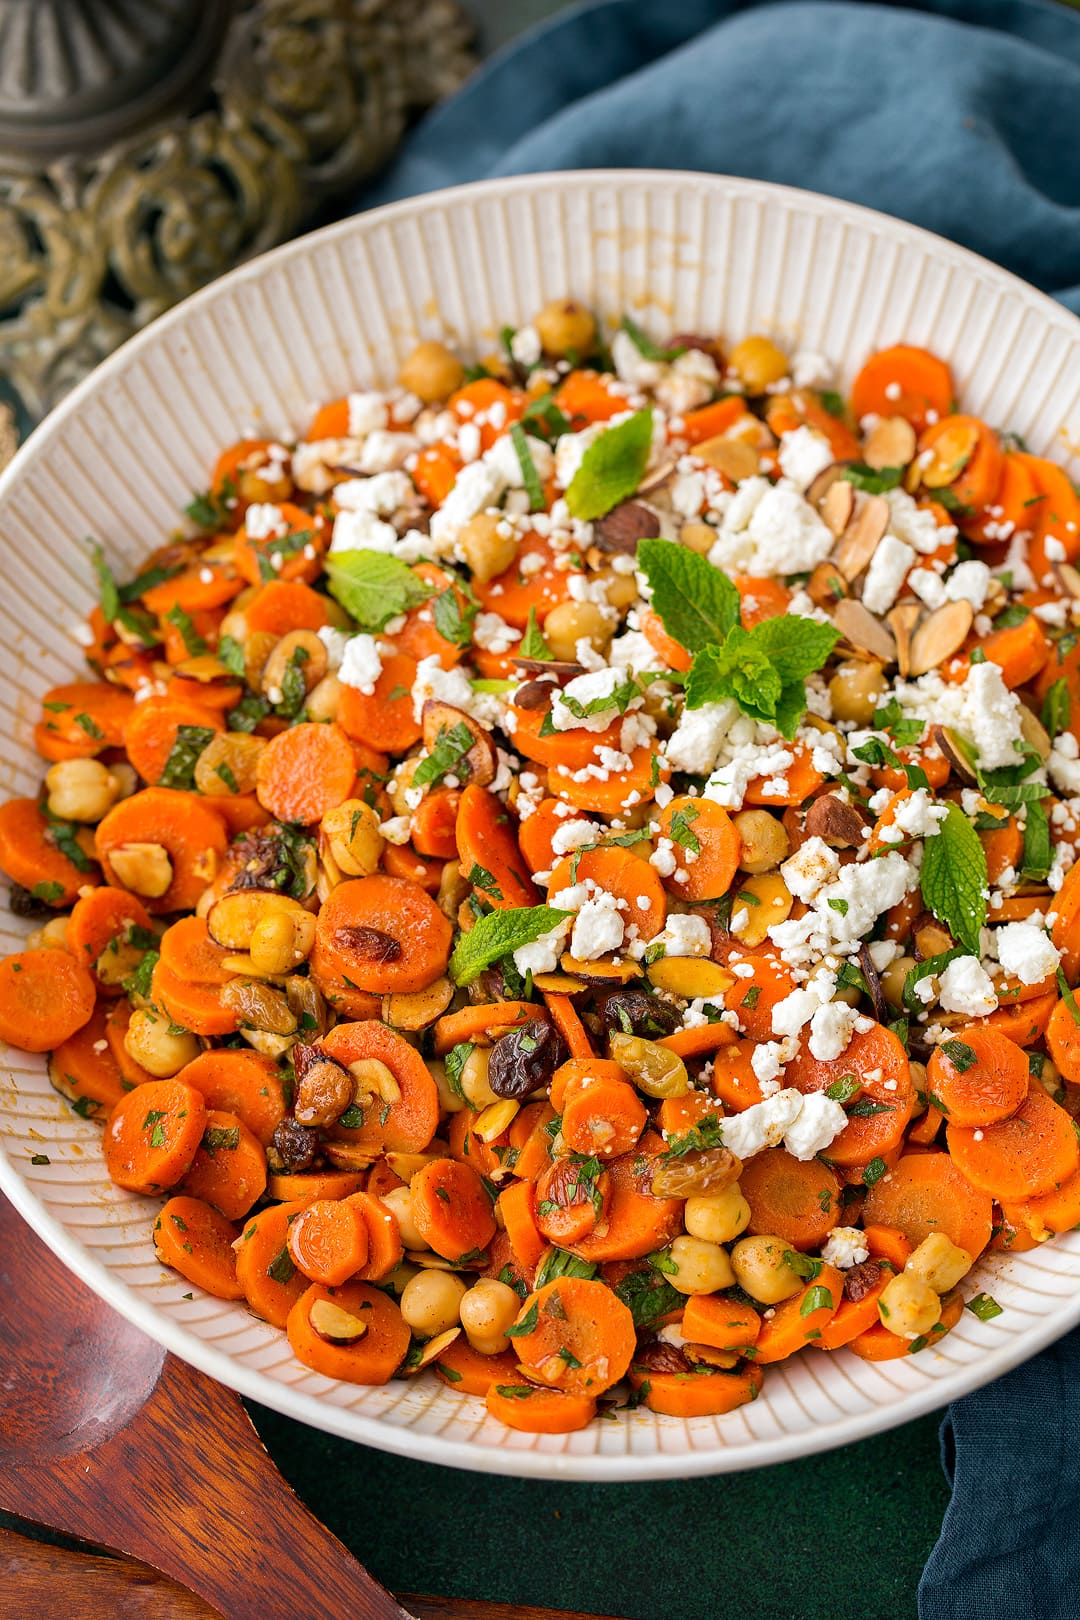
[325,550,432,632]
[565,408,653,521]
[919,803,988,955]
[450,905,570,986]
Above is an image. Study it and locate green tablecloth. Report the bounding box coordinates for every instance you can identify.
[252,1403,950,1618]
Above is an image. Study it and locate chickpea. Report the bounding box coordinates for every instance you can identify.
[877,1270,941,1339]
[666,1234,735,1296]
[106,841,173,899]
[45,757,121,823]
[382,1185,429,1251]
[460,1045,501,1110]
[596,567,638,612]
[828,659,888,726]
[679,522,715,555]
[306,673,342,724]
[381,1260,420,1298]
[398,339,465,404]
[124,1008,200,1078]
[543,600,613,662]
[458,511,517,584]
[428,1058,467,1116]
[321,798,385,878]
[685,1184,752,1245]
[400,1267,468,1338]
[249,910,313,976]
[459,1278,521,1355]
[1031,1053,1064,1104]
[108,761,138,801]
[730,1234,804,1304]
[906,1233,973,1294]
[881,954,917,1012]
[533,298,596,358]
[733,809,790,874]
[389,757,423,818]
[728,334,790,392]
[26,916,71,952]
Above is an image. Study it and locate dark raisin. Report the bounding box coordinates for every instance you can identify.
[8,882,54,918]
[599,990,681,1040]
[632,1339,692,1375]
[333,925,402,963]
[592,500,660,554]
[270,1117,320,1173]
[487,1018,568,1100]
[843,1259,883,1303]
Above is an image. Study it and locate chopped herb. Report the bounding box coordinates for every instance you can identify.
[509,422,546,512]
[159,724,216,790]
[413,720,476,790]
[505,1301,539,1338]
[862,1157,887,1186]
[966,1293,1003,1322]
[940,1038,977,1073]
[800,1285,835,1317]
[165,603,208,657]
[267,1246,296,1285]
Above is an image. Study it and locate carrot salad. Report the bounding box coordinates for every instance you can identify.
[7,302,1080,1430]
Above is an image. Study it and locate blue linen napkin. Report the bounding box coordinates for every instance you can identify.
[358,4,1080,1614]
[363,0,1080,313]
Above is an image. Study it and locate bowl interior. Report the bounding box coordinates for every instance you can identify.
[2,171,1080,1479]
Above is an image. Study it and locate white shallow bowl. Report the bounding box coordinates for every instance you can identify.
[2,172,1080,1481]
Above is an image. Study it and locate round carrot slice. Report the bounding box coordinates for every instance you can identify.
[485,1382,597,1433]
[628,1362,763,1417]
[867,1150,996,1258]
[67,887,153,991]
[122,695,224,787]
[103,1078,208,1195]
[925,1027,1029,1127]
[314,874,452,995]
[96,788,227,915]
[457,784,539,910]
[0,797,96,906]
[411,1158,497,1261]
[287,1281,410,1384]
[337,653,421,753]
[153,1196,244,1301]
[286,1197,370,1286]
[739,1149,841,1250]
[850,344,954,433]
[655,795,741,902]
[947,1087,1080,1202]
[0,948,96,1053]
[255,722,357,824]
[176,1049,287,1146]
[511,1277,636,1395]
[546,845,665,940]
[567,1132,683,1263]
[179,1109,267,1221]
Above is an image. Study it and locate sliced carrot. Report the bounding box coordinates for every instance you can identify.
[1003,1157,1080,1238]
[547,844,665,941]
[654,795,741,903]
[287,1280,410,1383]
[153,1196,244,1301]
[0,797,96,907]
[567,1133,683,1263]
[37,681,135,758]
[753,1265,843,1363]
[639,607,693,673]
[917,415,1003,515]
[947,1087,1080,1201]
[717,946,797,1043]
[391,563,469,670]
[411,1157,497,1261]
[847,1289,964,1362]
[244,579,329,635]
[180,1108,267,1221]
[337,653,421,753]
[103,1077,208,1195]
[510,704,626,771]
[628,1362,762,1418]
[457,784,538,910]
[1047,997,1080,1083]
[681,1292,762,1352]
[814,1266,895,1351]
[472,533,572,627]
[962,450,1041,546]
[862,1224,913,1270]
[735,576,793,630]
[542,992,594,1060]
[411,442,462,506]
[1018,452,1080,574]
[485,1382,597,1432]
[555,369,629,425]
[679,396,754,445]
[739,1149,841,1250]
[210,794,272,835]
[433,1001,540,1054]
[123,695,223,787]
[708,1041,768,1113]
[510,1276,636,1395]
[551,745,668,815]
[980,819,1023,884]
[235,1197,312,1327]
[314,874,451,995]
[67,887,153,990]
[434,1338,520,1396]
[96,788,227,915]
[550,1057,627,1115]
[743,746,825,807]
[448,378,524,446]
[984,991,1056,1046]
[105,1000,155,1089]
[382,843,444,892]
[850,344,954,433]
[152,962,238,1038]
[362,1162,405,1200]
[255,721,357,824]
[659,1021,738,1059]
[535,1155,610,1246]
[510,1101,557,1184]
[786,1023,913,1167]
[0,948,96,1053]
[518,798,584,875]
[234,502,326,587]
[142,563,242,616]
[561,1075,647,1160]
[49,1002,131,1117]
[410,788,462,860]
[267,1169,367,1203]
[347,1190,405,1282]
[925,1026,1029,1127]
[861,1152,994,1258]
[286,1197,370,1286]
[498,1180,547,1271]
[158,915,233,986]
[321,1020,440,1153]
[177,1049,287,1146]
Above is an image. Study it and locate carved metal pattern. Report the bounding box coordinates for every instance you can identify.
[0,0,474,418]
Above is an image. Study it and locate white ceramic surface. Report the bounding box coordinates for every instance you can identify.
[2,172,1080,1481]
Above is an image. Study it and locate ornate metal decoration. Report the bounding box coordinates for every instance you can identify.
[0,0,475,419]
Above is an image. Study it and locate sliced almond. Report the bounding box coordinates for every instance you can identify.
[1019,702,1051,764]
[106,841,173,899]
[646,958,735,998]
[807,560,848,610]
[863,415,916,472]
[920,419,979,489]
[559,953,640,984]
[807,462,846,510]
[832,494,890,581]
[382,976,454,1031]
[405,1250,481,1271]
[531,971,588,994]
[385,1145,449,1181]
[695,435,759,482]
[820,477,855,537]
[1055,561,1080,601]
[474,1098,521,1142]
[309,1298,368,1344]
[403,1326,461,1373]
[907,600,974,676]
[886,603,921,678]
[323,1140,378,1171]
[932,725,978,784]
[348,1056,401,1105]
[637,458,677,494]
[830,598,897,664]
[421,701,497,789]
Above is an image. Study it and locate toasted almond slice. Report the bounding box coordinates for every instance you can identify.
[820,477,855,537]
[832,494,890,581]
[1056,561,1080,601]
[807,560,848,609]
[322,1140,378,1171]
[920,419,979,489]
[695,435,759,481]
[907,600,974,676]
[421,701,497,789]
[886,603,921,678]
[559,954,640,984]
[807,462,846,509]
[405,1250,481,1271]
[637,458,677,494]
[531,971,589,993]
[830,598,897,664]
[932,725,979,784]
[863,415,917,472]
[309,1298,368,1345]
[385,1145,450,1181]
[403,1326,462,1374]
[1019,702,1051,763]
[474,1099,521,1143]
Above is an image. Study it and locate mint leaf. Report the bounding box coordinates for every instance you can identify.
[519,606,553,661]
[450,905,570,986]
[510,423,546,513]
[325,549,431,632]
[842,464,903,493]
[919,803,987,955]
[1041,678,1071,738]
[1020,798,1051,884]
[684,628,780,719]
[638,537,739,655]
[620,316,686,363]
[565,408,653,521]
[413,720,475,789]
[159,725,215,790]
[432,580,477,649]
[747,615,840,683]
[772,680,811,740]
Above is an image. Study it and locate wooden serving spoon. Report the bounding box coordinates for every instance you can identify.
[0,1193,412,1620]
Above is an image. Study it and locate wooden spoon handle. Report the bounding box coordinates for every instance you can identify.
[6,1353,412,1620]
